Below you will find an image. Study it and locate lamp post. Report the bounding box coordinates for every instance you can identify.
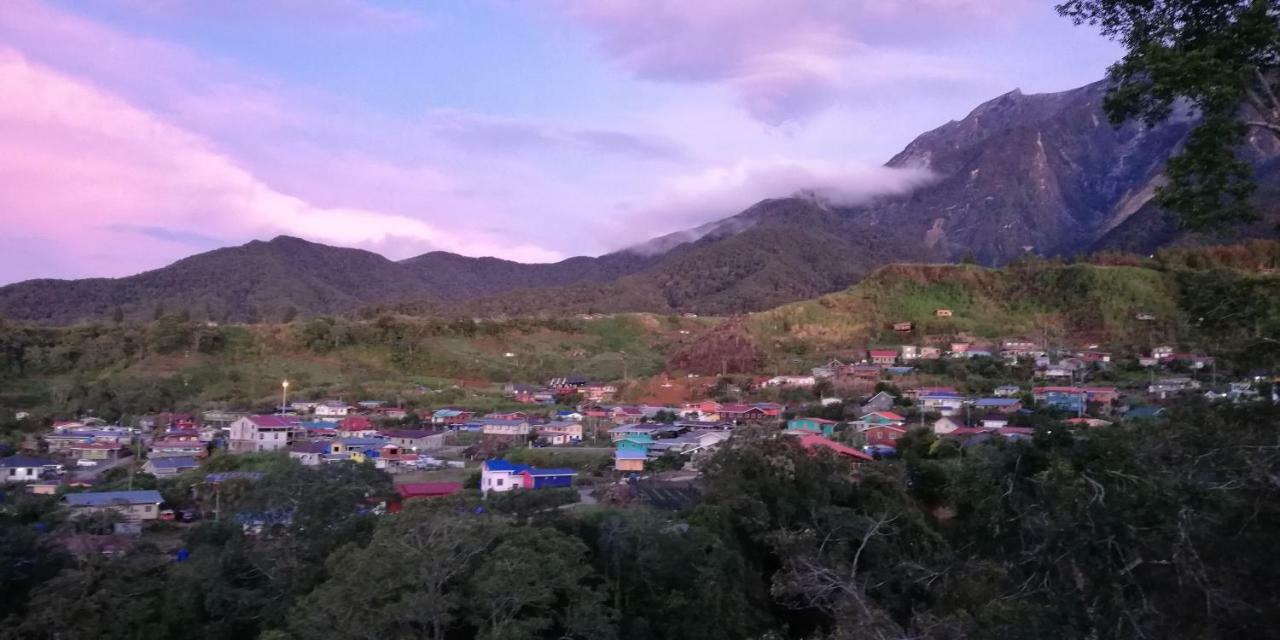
[281,380,289,415]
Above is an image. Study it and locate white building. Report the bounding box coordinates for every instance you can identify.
[314,401,352,418]
[227,415,299,453]
[764,375,816,388]
[0,456,58,483]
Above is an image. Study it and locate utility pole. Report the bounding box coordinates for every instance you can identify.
[280,380,289,415]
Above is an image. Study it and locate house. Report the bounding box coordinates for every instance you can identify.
[1033,387,1086,413]
[868,349,898,365]
[431,409,473,426]
[860,424,908,448]
[972,398,1023,414]
[950,343,971,356]
[314,401,352,418]
[765,375,816,388]
[920,392,965,416]
[537,421,583,444]
[142,456,198,478]
[615,448,647,472]
[718,404,769,423]
[1149,377,1201,398]
[860,391,897,414]
[900,345,919,361]
[979,414,1010,429]
[919,346,943,360]
[149,436,206,458]
[69,442,125,462]
[852,411,906,430]
[485,411,529,421]
[288,441,331,466]
[481,459,577,493]
[290,401,318,414]
[932,416,967,435]
[792,434,873,462]
[786,417,839,437]
[228,415,299,453]
[609,424,659,442]
[382,429,447,451]
[1152,345,1175,360]
[330,437,385,455]
[935,308,953,317]
[893,322,914,332]
[616,434,655,453]
[993,385,1021,398]
[337,416,378,437]
[1001,340,1038,357]
[64,490,164,521]
[477,419,532,437]
[584,383,618,402]
[0,455,58,483]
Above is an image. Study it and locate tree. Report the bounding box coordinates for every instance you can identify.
[1058,0,1280,229]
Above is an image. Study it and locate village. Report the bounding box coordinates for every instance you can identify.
[2,308,1274,546]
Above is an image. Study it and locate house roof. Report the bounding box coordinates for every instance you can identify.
[609,425,657,433]
[247,415,298,427]
[289,441,331,454]
[792,417,839,424]
[65,490,163,507]
[398,482,463,498]
[476,419,529,426]
[146,456,198,470]
[0,455,56,468]
[432,409,468,417]
[795,434,874,461]
[483,459,578,477]
[974,398,1020,407]
[615,449,647,460]
[869,349,898,357]
[382,429,445,439]
[336,437,385,446]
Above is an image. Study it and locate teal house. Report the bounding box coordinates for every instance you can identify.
[616,434,654,452]
[786,417,839,437]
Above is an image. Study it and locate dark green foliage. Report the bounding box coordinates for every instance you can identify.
[3,402,1280,639]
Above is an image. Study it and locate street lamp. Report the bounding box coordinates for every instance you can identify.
[281,380,290,415]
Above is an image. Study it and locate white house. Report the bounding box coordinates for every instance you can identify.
[0,456,58,483]
[478,419,531,437]
[764,375,816,388]
[314,401,352,418]
[919,393,965,416]
[227,415,299,453]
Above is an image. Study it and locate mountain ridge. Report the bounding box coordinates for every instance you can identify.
[4,80,1277,325]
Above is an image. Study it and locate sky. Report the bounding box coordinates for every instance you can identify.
[0,0,1122,284]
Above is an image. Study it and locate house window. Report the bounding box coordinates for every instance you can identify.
[7,469,13,476]
[496,478,504,486]
[144,505,152,512]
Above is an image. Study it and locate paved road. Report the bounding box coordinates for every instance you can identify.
[70,455,134,482]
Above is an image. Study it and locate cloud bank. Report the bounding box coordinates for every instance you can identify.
[543,0,1029,124]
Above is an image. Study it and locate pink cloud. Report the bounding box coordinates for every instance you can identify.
[97,0,426,32]
[0,49,563,283]
[542,0,1029,123]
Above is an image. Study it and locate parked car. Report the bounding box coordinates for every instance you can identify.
[158,510,176,521]
[75,459,99,467]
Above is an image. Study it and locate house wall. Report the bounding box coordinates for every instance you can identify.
[615,458,645,472]
[2,466,42,482]
[481,468,517,493]
[71,503,160,521]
